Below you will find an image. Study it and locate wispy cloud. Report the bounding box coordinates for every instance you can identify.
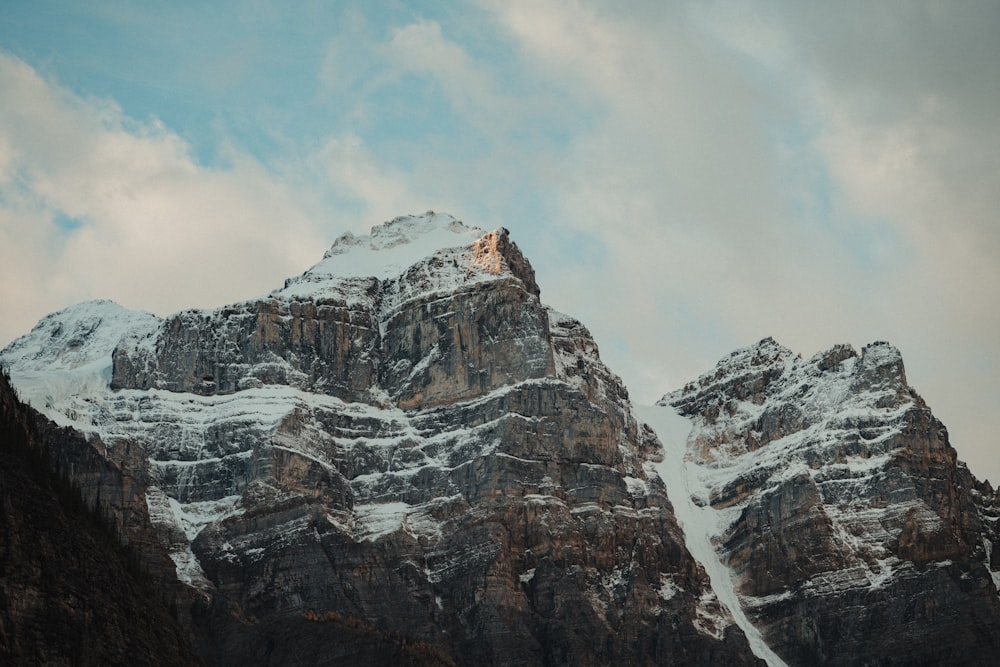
[0,51,329,330]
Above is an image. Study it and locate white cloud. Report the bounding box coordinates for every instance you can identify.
[492,2,858,369]
[0,52,334,343]
[313,134,428,227]
[0,47,485,349]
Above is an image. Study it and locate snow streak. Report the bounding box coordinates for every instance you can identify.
[639,404,787,667]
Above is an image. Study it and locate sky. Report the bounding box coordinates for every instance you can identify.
[1,1,998,482]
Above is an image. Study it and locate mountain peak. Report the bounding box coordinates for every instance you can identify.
[0,299,159,373]
[323,211,479,262]
[857,340,908,392]
[276,211,539,300]
[302,211,484,283]
[664,336,796,403]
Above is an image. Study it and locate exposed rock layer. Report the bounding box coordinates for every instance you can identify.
[666,338,1000,665]
[1,214,762,666]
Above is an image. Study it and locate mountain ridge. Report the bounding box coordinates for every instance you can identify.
[661,335,1000,664]
[2,212,998,665]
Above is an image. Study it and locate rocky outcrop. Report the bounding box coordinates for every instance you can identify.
[0,370,199,666]
[110,223,551,409]
[664,338,1000,665]
[111,294,382,399]
[2,213,763,666]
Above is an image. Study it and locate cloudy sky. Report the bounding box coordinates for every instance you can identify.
[1,1,998,481]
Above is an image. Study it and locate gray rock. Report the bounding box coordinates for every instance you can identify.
[666,338,1000,665]
[2,213,763,666]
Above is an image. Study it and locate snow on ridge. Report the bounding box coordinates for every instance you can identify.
[663,336,796,403]
[666,339,914,504]
[665,337,913,447]
[326,212,482,257]
[859,341,903,367]
[665,338,909,409]
[0,299,160,372]
[279,211,488,291]
[645,338,934,663]
[0,300,162,423]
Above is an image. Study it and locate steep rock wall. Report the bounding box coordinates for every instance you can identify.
[2,216,764,666]
[666,339,1000,665]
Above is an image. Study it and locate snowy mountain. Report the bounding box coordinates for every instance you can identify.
[652,338,1000,664]
[1,213,760,665]
[2,212,998,665]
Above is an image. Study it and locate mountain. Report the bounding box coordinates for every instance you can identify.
[649,338,1000,665]
[3,212,999,665]
[1,213,761,665]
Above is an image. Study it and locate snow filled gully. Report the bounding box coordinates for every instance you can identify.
[637,405,787,667]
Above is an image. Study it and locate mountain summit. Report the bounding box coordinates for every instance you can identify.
[2,213,999,665]
[653,337,1000,664]
[277,212,537,297]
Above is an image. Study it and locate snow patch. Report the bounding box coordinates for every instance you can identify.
[624,476,648,497]
[353,501,411,540]
[983,538,1000,594]
[352,499,448,542]
[169,545,213,589]
[693,589,731,640]
[166,494,243,541]
[276,212,494,298]
[0,300,161,426]
[659,573,681,601]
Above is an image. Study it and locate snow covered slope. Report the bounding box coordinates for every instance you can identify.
[639,404,786,667]
[279,211,486,287]
[0,299,160,432]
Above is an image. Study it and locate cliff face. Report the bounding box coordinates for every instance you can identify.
[2,213,762,666]
[110,224,551,410]
[662,338,1000,665]
[0,370,198,666]
[10,212,1000,665]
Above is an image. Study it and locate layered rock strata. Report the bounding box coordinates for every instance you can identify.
[662,337,1000,665]
[2,213,762,666]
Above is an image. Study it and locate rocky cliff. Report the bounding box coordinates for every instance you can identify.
[1,213,763,666]
[0,369,199,666]
[657,337,1000,665]
[7,212,1000,665]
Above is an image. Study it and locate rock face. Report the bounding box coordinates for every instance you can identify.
[109,220,550,409]
[10,212,1000,665]
[0,370,199,666]
[662,337,1000,665]
[2,213,762,666]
